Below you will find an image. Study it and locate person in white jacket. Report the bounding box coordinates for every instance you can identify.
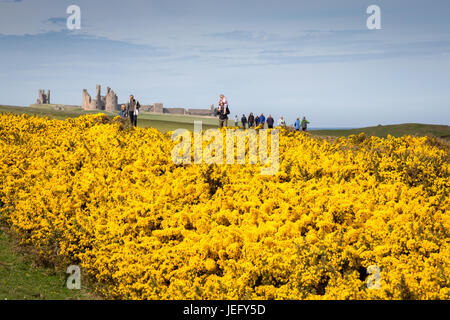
[278,116,286,127]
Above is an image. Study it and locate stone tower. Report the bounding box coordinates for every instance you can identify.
[95,85,102,109]
[36,89,51,104]
[105,87,119,111]
[82,89,95,110]
[82,85,119,111]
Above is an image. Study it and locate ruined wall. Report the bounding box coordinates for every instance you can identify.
[82,89,96,110]
[163,107,186,115]
[138,103,164,113]
[188,108,214,116]
[153,103,164,113]
[159,104,214,116]
[186,104,215,116]
[140,105,151,112]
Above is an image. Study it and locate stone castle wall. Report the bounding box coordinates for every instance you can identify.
[143,103,214,116]
[141,103,164,113]
[163,107,186,115]
[188,108,214,116]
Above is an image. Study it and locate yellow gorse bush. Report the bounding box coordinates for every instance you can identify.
[0,113,449,299]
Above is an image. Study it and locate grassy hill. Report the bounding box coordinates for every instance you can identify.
[310,123,450,140]
[0,227,94,300]
[1,104,448,139]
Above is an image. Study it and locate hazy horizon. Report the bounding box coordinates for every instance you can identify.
[1,0,449,127]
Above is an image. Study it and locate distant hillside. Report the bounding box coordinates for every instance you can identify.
[310,123,450,140]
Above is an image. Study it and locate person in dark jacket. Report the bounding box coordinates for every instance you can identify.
[248,113,255,128]
[241,114,248,129]
[255,115,260,126]
[218,106,230,128]
[127,95,140,127]
[266,114,274,129]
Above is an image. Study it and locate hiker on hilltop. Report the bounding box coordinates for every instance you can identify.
[267,114,274,129]
[294,117,301,131]
[259,113,266,128]
[278,116,286,127]
[217,94,230,128]
[301,116,310,132]
[255,115,260,127]
[248,113,254,128]
[127,95,140,127]
[241,114,248,129]
[234,115,239,127]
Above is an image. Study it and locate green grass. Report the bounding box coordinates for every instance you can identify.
[309,123,450,140]
[136,113,218,132]
[3,104,109,119]
[0,227,95,300]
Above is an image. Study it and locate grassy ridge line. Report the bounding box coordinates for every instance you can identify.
[312,123,450,140]
[1,104,449,138]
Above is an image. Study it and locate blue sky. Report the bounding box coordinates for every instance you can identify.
[0,0,449,127]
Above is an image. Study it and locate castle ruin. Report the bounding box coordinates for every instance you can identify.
[32,87,216,117]
[36,90,51,104]
[187,104,216,116]
[141,103,164,113]
[140,103,215,116]
[82,85,118,111]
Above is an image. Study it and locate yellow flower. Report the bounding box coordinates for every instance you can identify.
[0,113,448,300]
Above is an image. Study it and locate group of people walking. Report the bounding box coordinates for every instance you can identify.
[120,93,310,131]
[216,94,309,131]
[294,117,310,131]
[238,113,279,129]
[120,95,141,127]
